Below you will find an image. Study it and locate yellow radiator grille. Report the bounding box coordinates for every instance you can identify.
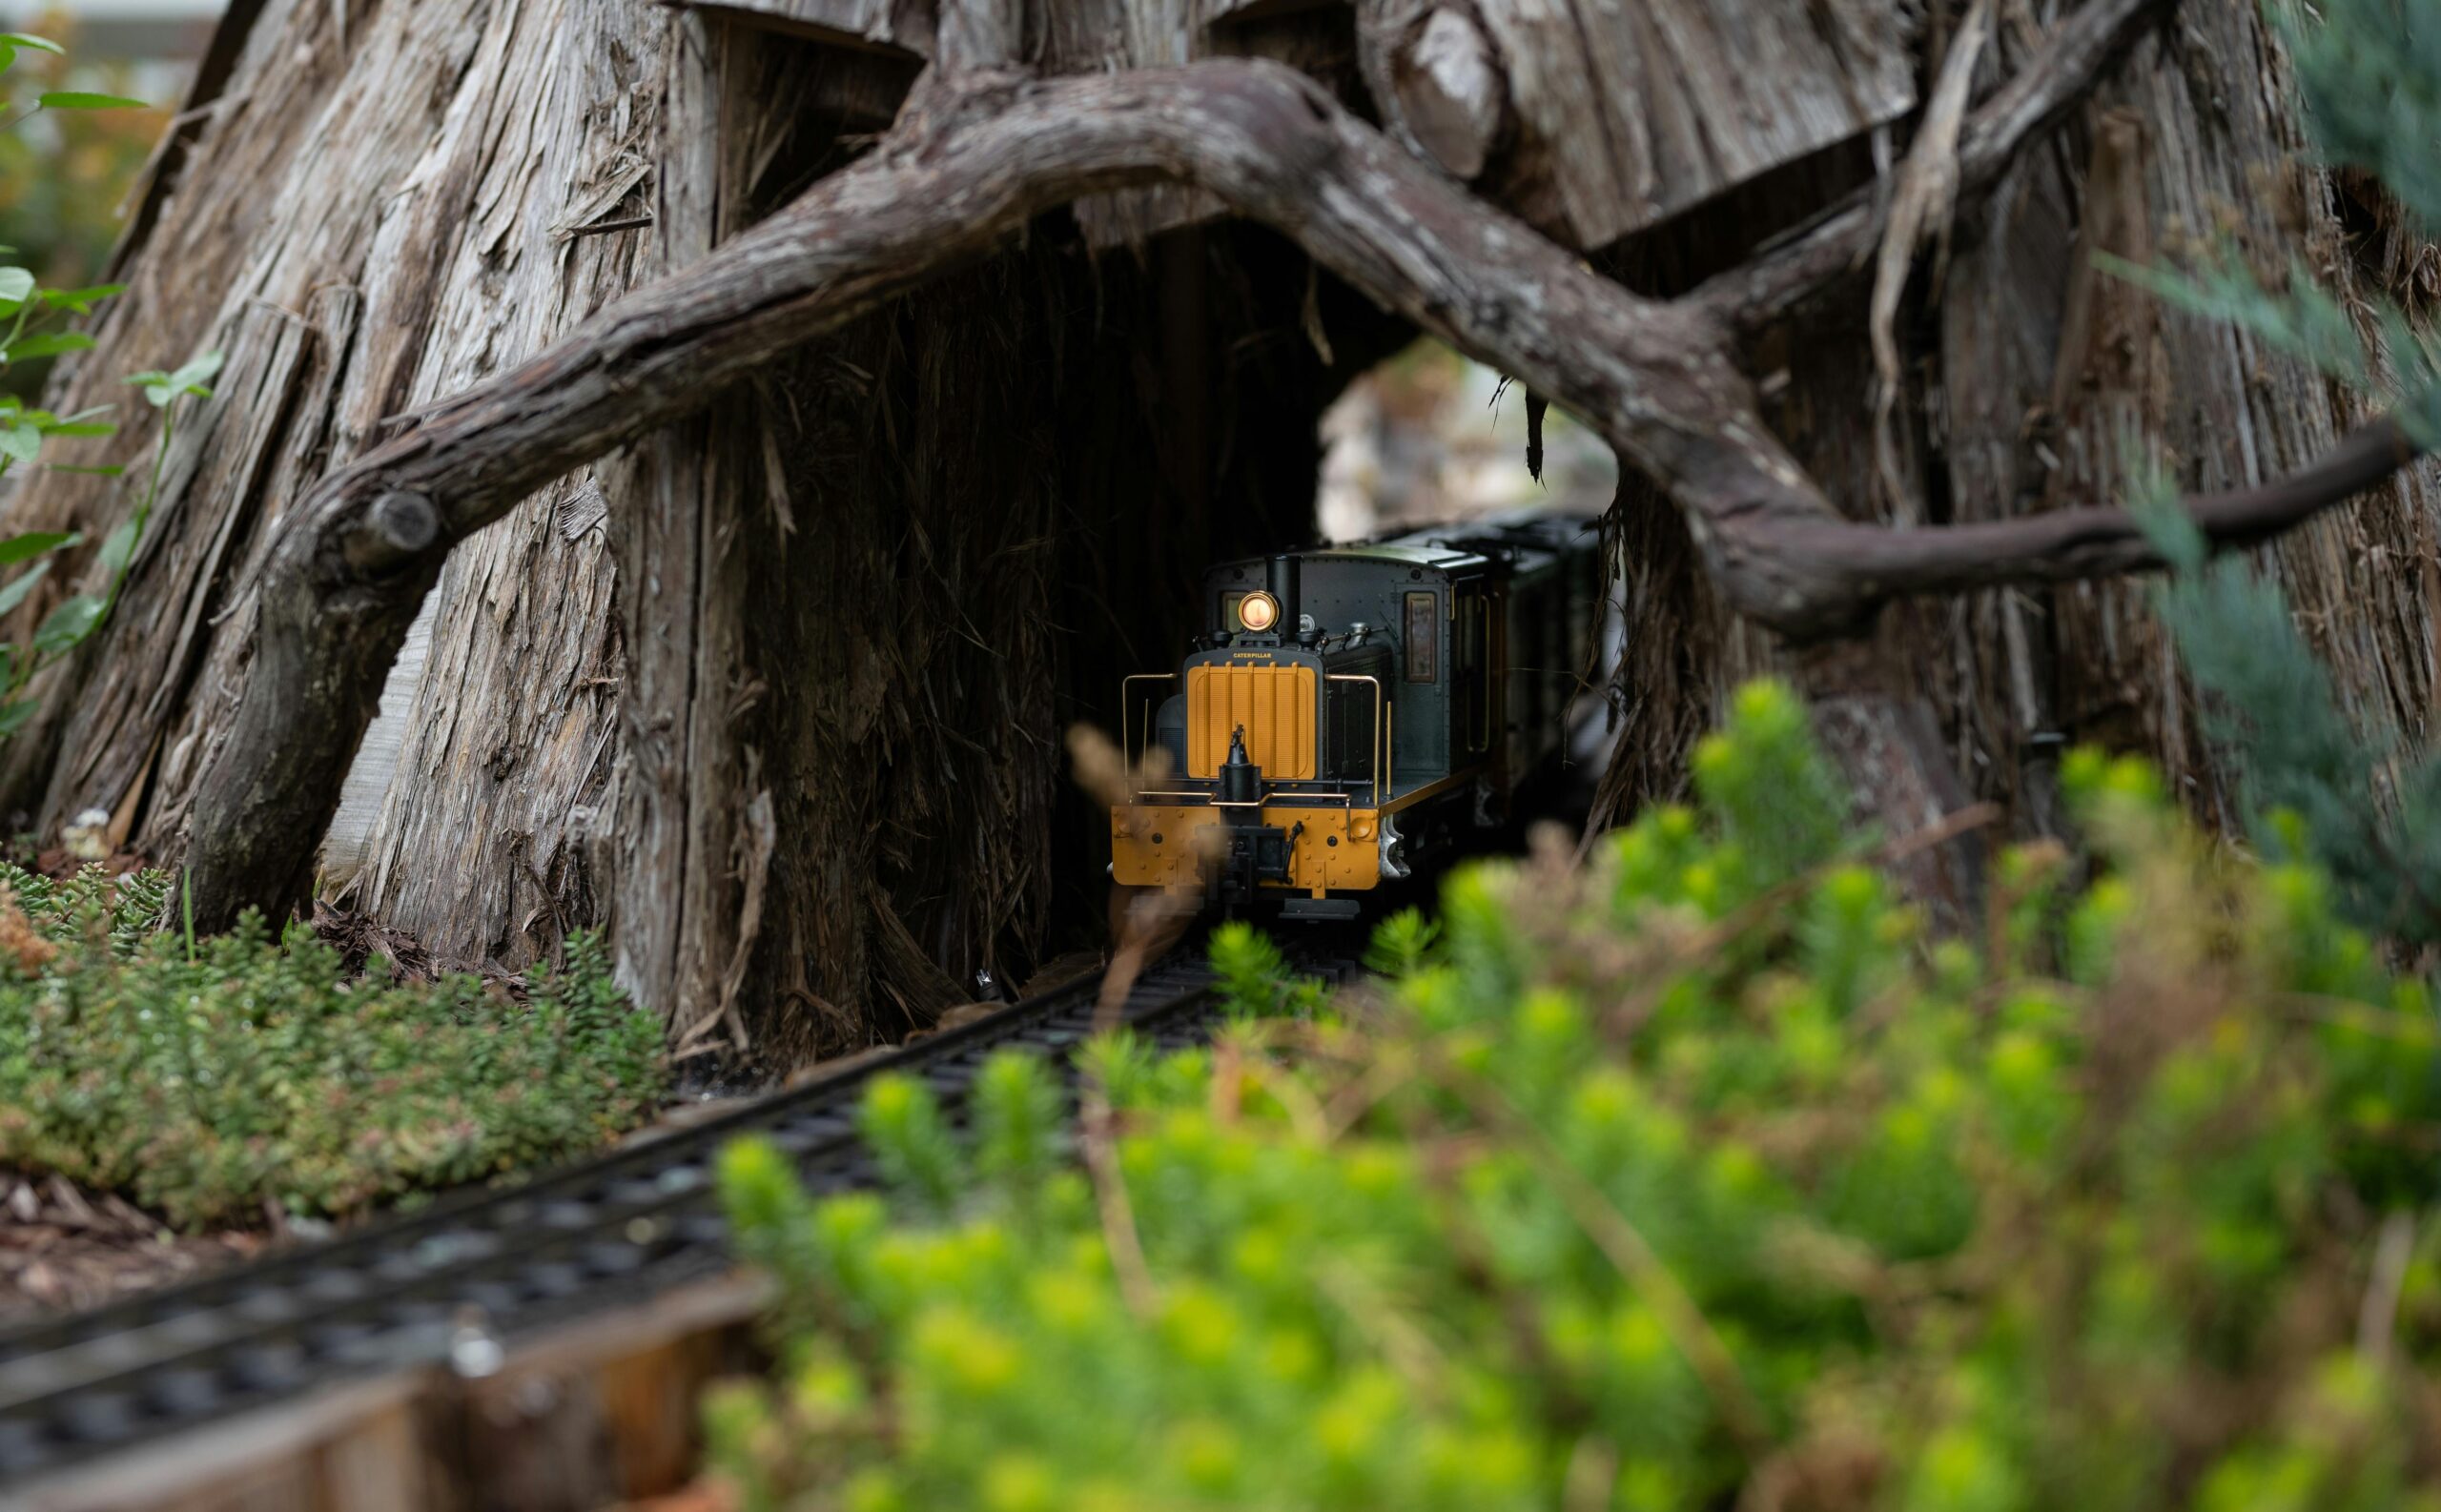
[1186,664,1316,780]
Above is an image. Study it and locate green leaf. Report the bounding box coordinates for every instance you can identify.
[40,285,123,315]
[97,519,139,575]
[0,560,51,617]
[1,33,65,55]
[0,422,38,465]
[2,332,93,362]
[0,531,78,567]
[137,349,223,407]
[170,351,223,382]
[0,698,36,738]
[33,594,105,654]
[45,464,124,477]
[50,404,116,434]
[35,92,148,112]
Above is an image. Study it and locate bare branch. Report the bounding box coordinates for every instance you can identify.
[1733,417,2425,608]
[181,60,1822,925]
[180,16,2414,928]
[1692,0,2174,334]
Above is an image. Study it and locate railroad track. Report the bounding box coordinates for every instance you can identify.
[0,943,1350,1484]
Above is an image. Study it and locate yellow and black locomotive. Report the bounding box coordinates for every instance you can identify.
[1113,508,1604,918]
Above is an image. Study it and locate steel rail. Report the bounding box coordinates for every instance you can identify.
[0,945,1346,1481]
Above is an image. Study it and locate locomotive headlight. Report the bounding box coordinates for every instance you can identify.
[1237,590,1281,633]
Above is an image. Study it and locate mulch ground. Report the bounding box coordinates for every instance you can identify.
[0,1173,264,1321]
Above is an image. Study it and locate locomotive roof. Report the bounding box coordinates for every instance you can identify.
[1307,541,1490,571]
[1211,506,1598,579]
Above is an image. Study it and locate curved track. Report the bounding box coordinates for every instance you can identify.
[0,945,1339,1481]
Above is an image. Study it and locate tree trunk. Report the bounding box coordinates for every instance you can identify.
[1589,1,2439,880]
[4,0,676,969]
[5,0,1408,1060]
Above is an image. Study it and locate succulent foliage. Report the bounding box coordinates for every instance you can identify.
[0,866,667,1227]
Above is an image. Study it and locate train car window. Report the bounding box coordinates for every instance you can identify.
[1404,591,1439,682]
[1221,591,1247,633]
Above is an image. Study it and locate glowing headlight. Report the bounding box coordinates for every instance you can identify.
[1237,590,1280,632]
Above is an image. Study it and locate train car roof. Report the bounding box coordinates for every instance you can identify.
[1211,506,1601,579]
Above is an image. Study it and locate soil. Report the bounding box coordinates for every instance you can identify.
[0,1173,263,1321]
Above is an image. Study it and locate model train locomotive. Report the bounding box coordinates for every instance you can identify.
[1112,507,1606,918]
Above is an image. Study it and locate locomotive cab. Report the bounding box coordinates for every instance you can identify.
[1111,508,1600,919]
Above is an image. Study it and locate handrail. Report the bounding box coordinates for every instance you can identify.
[1127,671,1390,810]
[1326,673,1385,807]
[1128,789,1362,804]
[1120,673,1179,783]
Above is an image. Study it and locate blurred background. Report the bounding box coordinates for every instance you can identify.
[0,0,208,292]
[1315,340,1614,542]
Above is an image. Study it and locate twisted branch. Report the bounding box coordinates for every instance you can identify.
[185,0,2422,926]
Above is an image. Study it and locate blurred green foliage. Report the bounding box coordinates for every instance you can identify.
[0,15,162,296]
[712,680,2441,1511]
[0,27,209,741]
[0,866,667,1228]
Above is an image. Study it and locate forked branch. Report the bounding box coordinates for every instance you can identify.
[185,1,2422,927]
[183,60,1807,925]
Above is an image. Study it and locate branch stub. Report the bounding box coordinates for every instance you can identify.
[343,490,443,577]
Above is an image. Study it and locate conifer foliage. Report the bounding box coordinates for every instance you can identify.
[714,682,2441,1511]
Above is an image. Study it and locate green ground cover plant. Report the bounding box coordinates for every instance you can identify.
[0,867,667,1228]
[714,680,2441,1511]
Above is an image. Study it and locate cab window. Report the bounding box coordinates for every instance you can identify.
[1404,591,1438,683]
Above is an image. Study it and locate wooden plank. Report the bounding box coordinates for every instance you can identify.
[7,1374,440,1512]
[7,1274,770,1512]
